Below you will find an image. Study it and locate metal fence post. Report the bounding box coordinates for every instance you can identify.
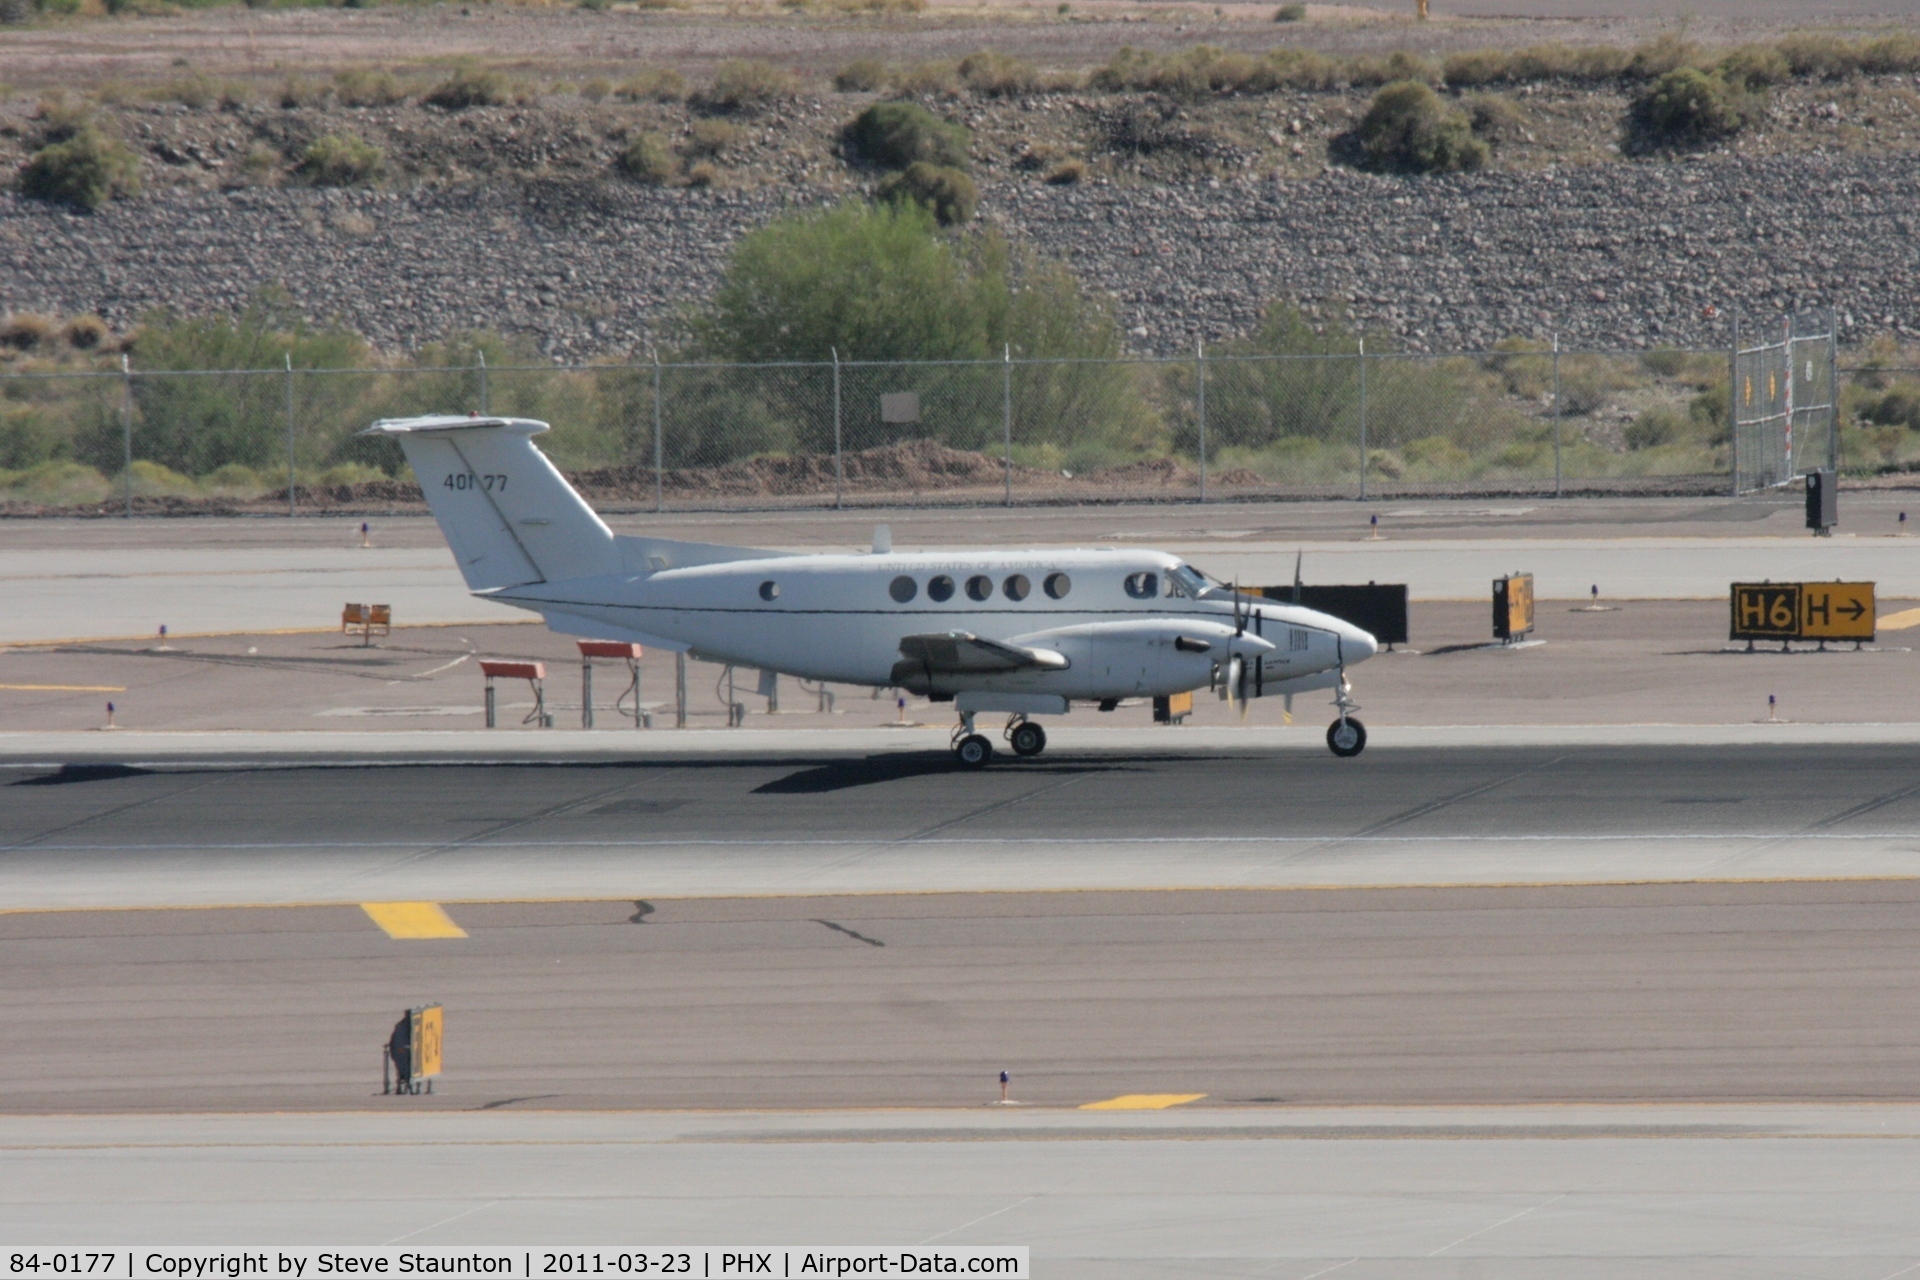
[285,352,297,518]
[1002,344,1013,507]
[477,350,488,415]
[121,353,133,518]
[1729,311,1740,496]
[1551,333,1562,499]
[1827,313,1839,473]
[832,348,843,510]
[1782,314,1795,480]
[1357,337,1368,501]
[651,350,663,514]
[1196,340,1207,503]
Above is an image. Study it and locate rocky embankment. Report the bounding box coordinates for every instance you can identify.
[3,146,1918,357]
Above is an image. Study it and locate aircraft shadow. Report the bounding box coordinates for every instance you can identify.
[12,763,155,787]
[754,754,1134,795]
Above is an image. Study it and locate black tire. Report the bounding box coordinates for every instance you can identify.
[1010,722,1047,757]
[956,734,994,768]
[1326,717,1366,758]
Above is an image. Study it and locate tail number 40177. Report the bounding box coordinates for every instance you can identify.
[445,472,508,492]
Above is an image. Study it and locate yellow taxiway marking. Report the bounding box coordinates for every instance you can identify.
[0,683,126,692]
[1877,607,1920,631]
[361,902,467,939]
[1079,1094,1207,1111]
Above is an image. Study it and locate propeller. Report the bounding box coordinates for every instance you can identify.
[1230,579,1250,721]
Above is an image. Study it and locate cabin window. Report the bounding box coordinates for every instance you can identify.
[1044,572,1072,600]
[889,575,917,603]
[1123,571,1158,599]
[1168,564,1211,599]
[759,580,779,601]
[1003,574,1030,601]
[966,574,993,602]
[927,574,955,602]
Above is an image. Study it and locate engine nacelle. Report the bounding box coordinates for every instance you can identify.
[1007,618,1275,701]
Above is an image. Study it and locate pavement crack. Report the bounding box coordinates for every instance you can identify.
[813,919,884,947]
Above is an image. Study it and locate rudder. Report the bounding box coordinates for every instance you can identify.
[365,415,620,591]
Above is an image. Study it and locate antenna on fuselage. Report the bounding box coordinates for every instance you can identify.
[872,525,892,554]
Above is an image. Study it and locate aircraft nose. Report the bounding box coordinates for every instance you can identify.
[1342,623,1379,663]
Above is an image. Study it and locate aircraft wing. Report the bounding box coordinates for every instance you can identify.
[891,631,1068,691]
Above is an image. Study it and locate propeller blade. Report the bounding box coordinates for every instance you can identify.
[1293,551,1303,602]
[1283,692,1293,727]
[1233,578,1244,637]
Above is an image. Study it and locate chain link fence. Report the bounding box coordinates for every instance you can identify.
[0,343,1769,514]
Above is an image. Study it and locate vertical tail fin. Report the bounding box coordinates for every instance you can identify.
[364,415,620,591]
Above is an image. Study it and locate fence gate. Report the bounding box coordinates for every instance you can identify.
[1733,310,1836,494]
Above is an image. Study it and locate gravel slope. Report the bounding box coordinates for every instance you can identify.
[2,145,1916,358]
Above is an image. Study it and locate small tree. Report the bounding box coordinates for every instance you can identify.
[1628,66,1755,150]
[842,102,970,171]
[1355,81,1487,174]
[19,129,140,211]
[296,134,383,186]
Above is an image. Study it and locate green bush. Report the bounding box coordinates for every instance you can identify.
[617,133,675,184]
[296,133,383,186]
[1354,81,1487,174]
[1628,67,1755,149]
[877,161,977,226]
[1625,407,1683,450]
[685,119,741,158]
[1273,3,1305,20]
[19,128,140,211]
[843,101,970,171]
[422,64,511,110]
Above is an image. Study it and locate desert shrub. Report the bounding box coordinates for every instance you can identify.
[63,314,109,350]
[843,101,970,171]
[1045,158,1086,184]
[0,314,57,351]
[579,77,611,102]
[685,119,741,158]
[277,77,325,108]
[1628,66,1756,149]
[1354,81,1487,174]
[1464,92,1527,141]
[617,133,675,184]
[697,60,798,111]
[19,128,141,211]
[1626,34,1698,80]
[614,68,686,102]
[334,67,409,107]
[1858,382,1920,431]
[1716,44,1791,90]
[834,59,888,92]
[1858,33,1920,74]
[1348,50,1440,87]
[957,49,1038,96]
[296,133,383,186]
[156,74,215,109]
[877,161,977,225]
[1625,406,1684,449]
[1273,3,1304,20]
[893,60,961,97]
[1640,347,1690,378]
[32,94,92,147]
[684,161,719,187]
[422,64,511,110]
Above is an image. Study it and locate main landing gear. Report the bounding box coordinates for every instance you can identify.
[1325,673,1366,758]
[950,713,1049,768]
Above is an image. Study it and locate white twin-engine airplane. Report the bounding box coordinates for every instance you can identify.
[369,414,1379,766]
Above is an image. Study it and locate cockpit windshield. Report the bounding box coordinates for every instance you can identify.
[1167,564,1214,599]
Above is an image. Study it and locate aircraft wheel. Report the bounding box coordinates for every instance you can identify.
[955,734,994,769]
[1326,717,1367,758]
[1010,722,1047,757]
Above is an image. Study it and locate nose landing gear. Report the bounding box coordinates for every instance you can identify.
[1325,671,1366,758]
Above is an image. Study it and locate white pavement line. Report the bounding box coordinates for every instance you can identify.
[380,1200,500,1246]
[1426,1193,1566,1257]
[916,1195,1035,1246]
[1291,1261,1360,1280]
